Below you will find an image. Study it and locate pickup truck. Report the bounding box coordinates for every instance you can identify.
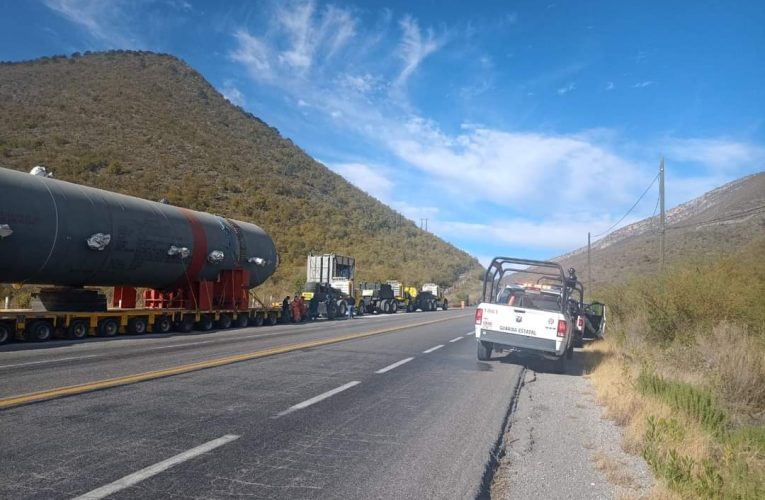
[474,257,578,370]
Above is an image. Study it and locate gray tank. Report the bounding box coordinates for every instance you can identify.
[0,167,277,289]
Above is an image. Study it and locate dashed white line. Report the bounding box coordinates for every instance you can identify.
[375,357,415,374]
[423,344,444,354]
[276,381,361,417]
[0,355,98,369]
[73,434,240,500]
[148,340,216,350]
[449,336,463,343]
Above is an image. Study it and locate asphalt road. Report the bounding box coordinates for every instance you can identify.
[0,310,525,499]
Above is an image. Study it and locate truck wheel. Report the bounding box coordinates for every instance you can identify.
[97,318,119,337]
[235,314,249,328]
[555,355,568,374]
[338,301,347,318]
[153,316,172,334]
[380,299,390,314]
[177,316,194,333]
[442,300,448,311]
[389,300,397,313]
[217,314,232,329]
[196,315,213,331]
[477,340,493,361]
[267,312,278,326]
[26,320,54,342]
[67,319,89,340]
[0,323,11,344]
[252,313,265,327]
[127,317,148,335]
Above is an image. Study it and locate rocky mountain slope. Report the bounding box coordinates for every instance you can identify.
[556,172,765,291]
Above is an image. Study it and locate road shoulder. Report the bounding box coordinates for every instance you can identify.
[491,350,654,499]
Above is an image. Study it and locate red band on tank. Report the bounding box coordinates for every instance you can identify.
[178,208,208,282]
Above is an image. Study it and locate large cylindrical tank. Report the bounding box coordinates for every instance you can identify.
[0,167,278,289]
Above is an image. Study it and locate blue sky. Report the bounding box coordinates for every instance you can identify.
[2,1,764,265]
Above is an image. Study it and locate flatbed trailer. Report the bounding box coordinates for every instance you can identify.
[0,300,281,343]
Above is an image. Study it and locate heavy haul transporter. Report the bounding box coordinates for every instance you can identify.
[0,167,280,343]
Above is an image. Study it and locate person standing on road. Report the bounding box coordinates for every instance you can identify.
[347,296,355,319]
[309,294,319,321]
[282,296,291,324]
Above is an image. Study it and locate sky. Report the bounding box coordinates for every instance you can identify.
[2,0,764,265]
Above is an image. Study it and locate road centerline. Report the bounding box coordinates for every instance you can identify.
[423,344,444,354]
[374,357,415,374]
[73,434,240,500]
[449,336,463,343]
[276,381,361,417]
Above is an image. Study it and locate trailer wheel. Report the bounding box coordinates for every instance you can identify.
[267,312,278,326]
[217,314,232,329]
[338,301,347,318]
[252,313,265,327]
[67,319,89,340]
[406,303,414,313]
[127,317,148,335]
[0,323,12,344]
[97,318,120,337]
[196,315,213,331]
[177,316,194,333]
[153,316,172,334]
[26,320,54,342]
[389,300,398,314]
[235,314,249,328]
[477,340,493,361]
[430,300,437,312]
[380,299,390,314]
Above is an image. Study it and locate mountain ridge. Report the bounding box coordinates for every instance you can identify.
[0,50,481,298]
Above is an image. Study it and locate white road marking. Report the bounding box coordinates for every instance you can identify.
[375,357,415,374]
[73,434,240,500]
[0,355,97,369]
[449,336,463,343]
[276,381,361,417]
[465,330,475,336]
[148,340,216,350]
[423,344,444,354]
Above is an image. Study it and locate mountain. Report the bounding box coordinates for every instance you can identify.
[0,51,481,298]
[554,172,765,291]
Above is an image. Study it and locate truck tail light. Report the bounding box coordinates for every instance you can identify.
[557,319,567,337]
[577,315,584,330]
[475,308,483,325]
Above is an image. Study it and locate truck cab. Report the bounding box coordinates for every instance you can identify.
[474,257,577,370]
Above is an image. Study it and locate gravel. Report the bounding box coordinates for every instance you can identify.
[491,350,654,499]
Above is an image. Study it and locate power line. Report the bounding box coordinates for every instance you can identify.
[593,173,659,238]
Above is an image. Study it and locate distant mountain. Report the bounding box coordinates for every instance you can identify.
[555,172,765,290]
[0,51,481,297]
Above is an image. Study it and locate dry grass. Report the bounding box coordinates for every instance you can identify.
[592,450,642,489]
[696,322,765,419]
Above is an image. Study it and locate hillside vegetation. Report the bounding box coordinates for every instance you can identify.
[586,238,765,498]
[0,51,480,300]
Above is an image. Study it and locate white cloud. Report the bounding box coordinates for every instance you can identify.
[328,162,393,201]
[395,16,440,87]
[221,80,245,106]
[605,81,614,90]
[632,80,655,88]
[230,30,273,81]
[44,0,140,47]
[297,99,309,107]
[438,215,613,253]
[384,125,644,212]
[664,138,765,172]
[557,82,575,95]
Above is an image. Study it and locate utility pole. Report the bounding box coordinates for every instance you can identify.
[659,157,666,272]
[587,231,591,300]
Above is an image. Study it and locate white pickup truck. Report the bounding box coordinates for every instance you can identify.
[474,258,578,370]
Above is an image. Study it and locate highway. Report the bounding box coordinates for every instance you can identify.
[0,310,525,499]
